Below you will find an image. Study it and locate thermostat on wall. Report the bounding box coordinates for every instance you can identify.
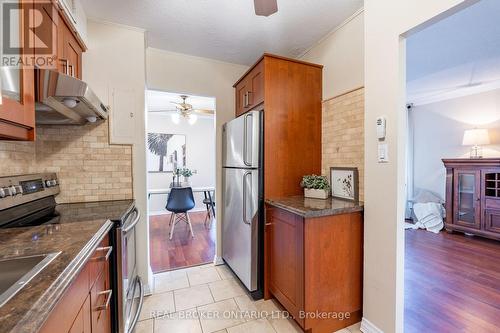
[376,116,386,140]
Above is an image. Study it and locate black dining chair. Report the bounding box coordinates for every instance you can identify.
[166,187,196,239]
[203,190,215,228]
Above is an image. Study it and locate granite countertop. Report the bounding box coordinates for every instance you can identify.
[266,195,364,218]
[0,219,113,333]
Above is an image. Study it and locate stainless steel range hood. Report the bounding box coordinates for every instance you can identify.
[35,69,109,125]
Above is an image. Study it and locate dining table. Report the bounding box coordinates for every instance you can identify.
[148,186,216,217]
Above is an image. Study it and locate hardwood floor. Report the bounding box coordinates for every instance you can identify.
[149,211,216,273]
[405,229,500,333]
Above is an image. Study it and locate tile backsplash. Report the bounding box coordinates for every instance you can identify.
[322,87,365,201]
[0,122,133,203]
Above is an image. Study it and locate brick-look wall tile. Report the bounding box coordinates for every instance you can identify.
[0,122,133,204]
[322,88,365,201]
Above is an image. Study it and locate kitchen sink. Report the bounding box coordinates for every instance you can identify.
[0,252,60,307]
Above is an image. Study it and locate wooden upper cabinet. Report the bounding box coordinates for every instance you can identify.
[0,0,86,141]
[59,19,83,79]
[235,78,250,117]
[234,59,264,117]
[0,0,35,141]
[34,0,84,79]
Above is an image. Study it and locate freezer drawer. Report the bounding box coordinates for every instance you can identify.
[222,168,259,291]
[222,111,261,168]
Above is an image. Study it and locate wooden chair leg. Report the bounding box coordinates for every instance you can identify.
[186,212,195,238]
[169,213,176,240]
[169,213,174,226]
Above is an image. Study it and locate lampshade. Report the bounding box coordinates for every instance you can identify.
[462,129,490,146]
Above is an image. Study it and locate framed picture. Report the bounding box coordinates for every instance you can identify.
[147,133,186,172]
[330,167,359,202]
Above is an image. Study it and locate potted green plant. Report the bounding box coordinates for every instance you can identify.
[300,175,330,199]
[180,168,194,184]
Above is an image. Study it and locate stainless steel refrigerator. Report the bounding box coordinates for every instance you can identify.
[222,110,263,298]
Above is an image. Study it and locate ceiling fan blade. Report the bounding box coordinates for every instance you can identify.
[193,109,215,115]
[254,0,278,17]
[148,109,178,113]
[170,102,184,108]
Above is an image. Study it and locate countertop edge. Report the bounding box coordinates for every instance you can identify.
[14,219,114,333]
[265,199,364,218]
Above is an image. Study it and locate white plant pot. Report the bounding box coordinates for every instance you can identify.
[304,188,329,200]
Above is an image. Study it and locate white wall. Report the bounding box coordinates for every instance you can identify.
[83,21,152,289]
[146,48,248,261]
[147,114,216,213]
[301,10,364,100]
[412,89,500,200]
[364,1,476,332]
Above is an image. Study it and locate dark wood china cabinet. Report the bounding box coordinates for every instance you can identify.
[443,158,500,240]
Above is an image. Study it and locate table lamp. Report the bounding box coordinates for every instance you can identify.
[462,128,490,158]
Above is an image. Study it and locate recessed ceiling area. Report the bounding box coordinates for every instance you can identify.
[81,0,363,65]
[407,0,500,105]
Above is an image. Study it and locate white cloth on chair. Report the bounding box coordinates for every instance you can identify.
[408,202,444,233]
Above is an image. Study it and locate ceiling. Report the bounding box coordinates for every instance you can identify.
[147,90,216,116]
[81,0,363,65]
[407,0,500,105]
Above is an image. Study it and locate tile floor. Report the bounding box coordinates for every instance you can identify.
[135,263,362,333]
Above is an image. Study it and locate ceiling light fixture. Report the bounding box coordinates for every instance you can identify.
[171,113,180,124]
[188,114,198,125]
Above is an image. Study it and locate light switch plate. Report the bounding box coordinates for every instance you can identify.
[378,143,389,163]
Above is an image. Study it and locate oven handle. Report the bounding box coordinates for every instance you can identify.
[126,276,144,333]
[122,208,140,234]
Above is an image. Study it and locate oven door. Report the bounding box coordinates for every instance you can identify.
[117,208,144,333]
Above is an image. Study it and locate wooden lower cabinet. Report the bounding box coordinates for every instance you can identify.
[265,206,363,333]
[91,267,112,333]
[40,235,111,333]
[68,295,91,333]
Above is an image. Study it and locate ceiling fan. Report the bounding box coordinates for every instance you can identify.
[149,95,215,124]
[254,0,278,17]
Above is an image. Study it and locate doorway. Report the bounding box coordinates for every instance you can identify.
[146,90,217,273]
[404,1,500,331]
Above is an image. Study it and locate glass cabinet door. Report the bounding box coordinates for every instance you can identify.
[0,0,35,140]
[1,0,21,102]
[454,170,481,229]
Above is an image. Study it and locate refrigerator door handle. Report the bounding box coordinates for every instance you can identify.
[242,171,252,225]
[243,113,253,167]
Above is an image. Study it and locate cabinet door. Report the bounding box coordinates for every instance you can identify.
[235,78,250,117]
[247,61,264,109]
[267,207,304,326]
[34,1,59,70]
[59,18,83,78]
[91,268,112,333]
[0,0,35,140]
[68,295,91,333]
[65,29,83,79]
[453,169,481,229]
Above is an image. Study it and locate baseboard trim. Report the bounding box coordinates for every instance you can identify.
[361,318,384,333]
[213,255,224,266]
[143,283,153,297]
